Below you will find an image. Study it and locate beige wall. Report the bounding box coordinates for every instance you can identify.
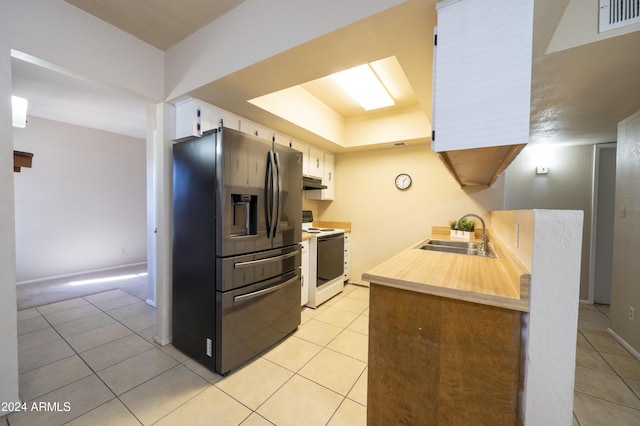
[610,110,640,354]
[504,143,594,300]
[306,143,505,285]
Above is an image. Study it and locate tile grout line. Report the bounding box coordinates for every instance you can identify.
[574,307,640,422]
[21,292,153,425]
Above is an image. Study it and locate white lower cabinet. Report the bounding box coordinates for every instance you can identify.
[301,239,310,306]
[343,232,350,283]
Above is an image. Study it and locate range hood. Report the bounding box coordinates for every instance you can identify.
[302,176,327,190]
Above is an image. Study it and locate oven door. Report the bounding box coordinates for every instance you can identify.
[215,270,301,374]
[317,233,345,287]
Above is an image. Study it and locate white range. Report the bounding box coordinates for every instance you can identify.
[302,210,345,308]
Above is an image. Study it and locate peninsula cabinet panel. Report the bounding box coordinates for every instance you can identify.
[368,284,525,425]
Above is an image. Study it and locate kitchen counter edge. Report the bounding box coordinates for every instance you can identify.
[362,233,530,312]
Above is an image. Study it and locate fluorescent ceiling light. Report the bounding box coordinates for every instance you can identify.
[12,96,28,128]
[331,64,394,111]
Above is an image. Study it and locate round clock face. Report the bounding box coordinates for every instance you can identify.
[395,173,412,190]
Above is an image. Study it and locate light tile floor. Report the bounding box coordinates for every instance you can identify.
[573,304,640,425]
[3,285,640,425]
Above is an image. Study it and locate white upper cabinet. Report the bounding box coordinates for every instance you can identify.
[273,133,290,147]
[306,152,334,201]
[289,139,309,176]
[173,98,238,140]
[432,0,534,152]
[308,146,324,179]
[240,119,271,141]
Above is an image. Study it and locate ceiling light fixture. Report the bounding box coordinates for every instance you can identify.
[331,64,394,111]
[12,95,28,128]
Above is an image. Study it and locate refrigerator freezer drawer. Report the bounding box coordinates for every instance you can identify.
[216,270,301,374]
[217,245,300,292]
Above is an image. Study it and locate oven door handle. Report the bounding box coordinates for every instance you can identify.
[233,276,298,303]
[318,233,344,241]
[233,250,298,269]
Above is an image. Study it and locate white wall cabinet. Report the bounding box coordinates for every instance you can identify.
[306,152,334,200]
[173,98,239,140]
[240,119,271,141]
[300,239,310,306]
[432,0,533,152]
[289,140,309,176]
[343,232,350,283]
[172,98,338,195]
[308,146,324,179]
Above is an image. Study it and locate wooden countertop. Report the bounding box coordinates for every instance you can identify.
[362,229,530,312]
[314,221,351,232]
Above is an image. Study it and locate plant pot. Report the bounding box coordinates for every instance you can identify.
[450,230,472,240]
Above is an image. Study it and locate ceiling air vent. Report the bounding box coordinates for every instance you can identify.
[599,0,640,32]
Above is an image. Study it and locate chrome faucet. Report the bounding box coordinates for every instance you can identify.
[455,213,489,255]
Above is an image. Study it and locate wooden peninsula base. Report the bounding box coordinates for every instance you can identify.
[367,283,527,425]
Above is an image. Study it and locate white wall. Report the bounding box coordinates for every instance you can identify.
[312,143,506,284]
[504,143,594,300]
[13,117,147,282]
[0,1,20,404]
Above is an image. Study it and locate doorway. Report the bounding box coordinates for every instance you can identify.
[591,143,616,305]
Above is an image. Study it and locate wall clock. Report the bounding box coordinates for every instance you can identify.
[395,173,412,190]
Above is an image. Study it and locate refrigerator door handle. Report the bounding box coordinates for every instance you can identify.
[265,151,275,238]
[233,275,298,303]
[273,151,282,236]
[233,249,298,268]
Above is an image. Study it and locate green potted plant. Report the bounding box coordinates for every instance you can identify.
[449,218,476,240]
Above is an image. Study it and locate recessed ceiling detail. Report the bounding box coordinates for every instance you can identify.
[248,56,428,148]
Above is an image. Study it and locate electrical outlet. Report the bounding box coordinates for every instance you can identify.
[630,306,635,321]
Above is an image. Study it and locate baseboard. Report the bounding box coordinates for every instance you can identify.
[16,262,147,285]
[608,327,640,361]
[347,280,370,288]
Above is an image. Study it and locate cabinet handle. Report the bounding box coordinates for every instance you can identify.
[316,158,319,168]
[329,171,332,181]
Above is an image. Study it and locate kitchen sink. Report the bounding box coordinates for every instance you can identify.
[416,239,496,258]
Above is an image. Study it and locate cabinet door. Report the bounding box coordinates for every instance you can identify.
[273,133,290,148]
[240,119,271,141]
[322,153,334,200]
[308,147,324,179]
[301,240,310,306]
[290,140,309,176]
[173,99,201,140]
[432,0,533,152]
[306,152,334,201]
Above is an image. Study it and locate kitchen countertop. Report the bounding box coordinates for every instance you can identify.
[362,228,530,312]
[314,221,351,232]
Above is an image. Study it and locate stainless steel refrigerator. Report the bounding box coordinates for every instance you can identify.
[172,126,302,375]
